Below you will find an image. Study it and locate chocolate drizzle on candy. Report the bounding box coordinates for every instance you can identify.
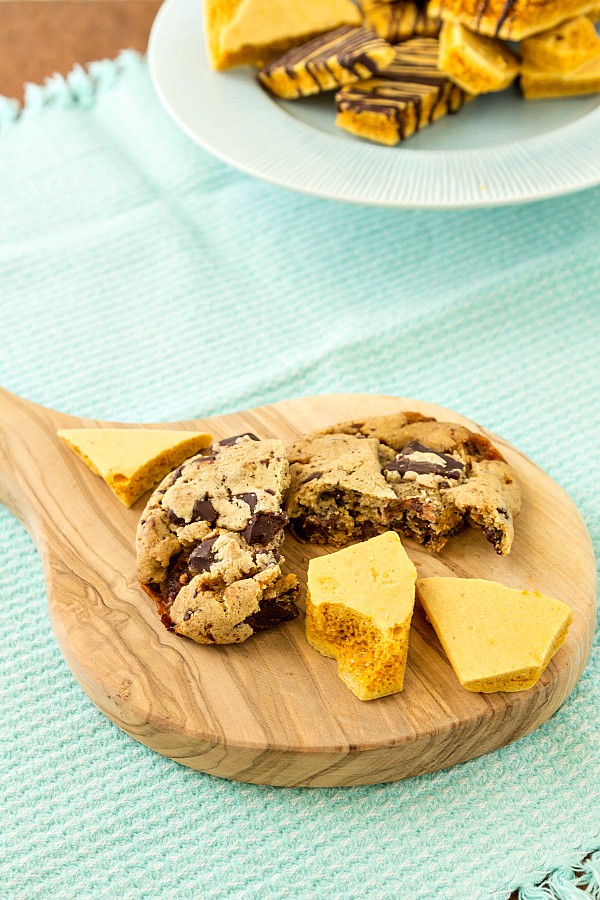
[435,0,523,38]
[335,38,471,144]
[258,26,396,99]
[473,0,517,35]
[361,0,441,43]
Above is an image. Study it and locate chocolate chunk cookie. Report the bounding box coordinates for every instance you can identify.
[296,413,521,554]
[286,433,398,545]
[136,434,299,643]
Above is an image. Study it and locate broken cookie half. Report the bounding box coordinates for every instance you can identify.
[287,412,521,555]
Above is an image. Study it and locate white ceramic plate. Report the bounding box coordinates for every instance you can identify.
[148,0,600,208]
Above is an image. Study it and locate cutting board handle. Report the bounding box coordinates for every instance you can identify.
[0,387,63,538]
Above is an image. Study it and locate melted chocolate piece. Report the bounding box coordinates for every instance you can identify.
[302,471,322,484]
[244,591,299,631]
[235,492,258,512]
[385,440,465,480]
[189,537,219,574]
[216,433,260,447]
[161,613,174,631]
[191,497,218,524]
[320,488,345,505]
[291,513,341,542]
[167,508,186,526]
[243,512,287,546]
[163,552,193,608]
[359,521,381,540]
[170,464,186,485]
[484,526,504,552]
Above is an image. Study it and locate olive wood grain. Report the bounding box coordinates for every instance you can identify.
[0,387,596,787]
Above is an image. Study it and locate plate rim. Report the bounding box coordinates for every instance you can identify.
[148,0,600,209]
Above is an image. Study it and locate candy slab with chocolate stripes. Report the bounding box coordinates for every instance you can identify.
[0,388,596,787]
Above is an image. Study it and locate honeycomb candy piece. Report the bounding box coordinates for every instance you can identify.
[257,26,396,99]
[306,532,417,701]
[358,0,442,42]
[58,428,212,507]
[438,21,520,94]
[416,577,572,693]
[335,38,473,145]
[520,16,600,73]
[521,48,600,96]
[427,0,597,42]
[204,0,361,70]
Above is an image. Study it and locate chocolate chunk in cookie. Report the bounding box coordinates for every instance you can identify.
[213,433,260,449]
[188,537,219,573]
[243,511,289,546]
[384,441,466,483]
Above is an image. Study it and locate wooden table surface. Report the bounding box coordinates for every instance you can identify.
[0,0,160,101]
[0,3,583,895]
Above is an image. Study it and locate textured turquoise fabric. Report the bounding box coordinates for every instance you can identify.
[0,53,599,900]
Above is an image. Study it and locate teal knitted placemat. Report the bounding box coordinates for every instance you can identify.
[0,53,598,900]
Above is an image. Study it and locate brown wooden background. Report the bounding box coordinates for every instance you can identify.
[0,0,160,101]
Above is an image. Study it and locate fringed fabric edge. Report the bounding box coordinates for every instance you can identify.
[0,50,144,132]
[518,850,600,899]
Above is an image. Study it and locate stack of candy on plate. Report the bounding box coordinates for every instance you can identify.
[204,0,600,144]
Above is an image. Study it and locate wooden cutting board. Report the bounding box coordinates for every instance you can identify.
[0,387,596,787]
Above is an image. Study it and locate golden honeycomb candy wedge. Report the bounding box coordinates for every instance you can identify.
[416,577,572,694]
[521,48,600,97]
[204,0,361,70]
[438,21,520,94]
[520,16,600,73]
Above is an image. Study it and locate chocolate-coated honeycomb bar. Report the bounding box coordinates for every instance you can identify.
[335,38,472,145]
[257,26,396,99]
[357,0,442,42]
[427,0,598,41]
